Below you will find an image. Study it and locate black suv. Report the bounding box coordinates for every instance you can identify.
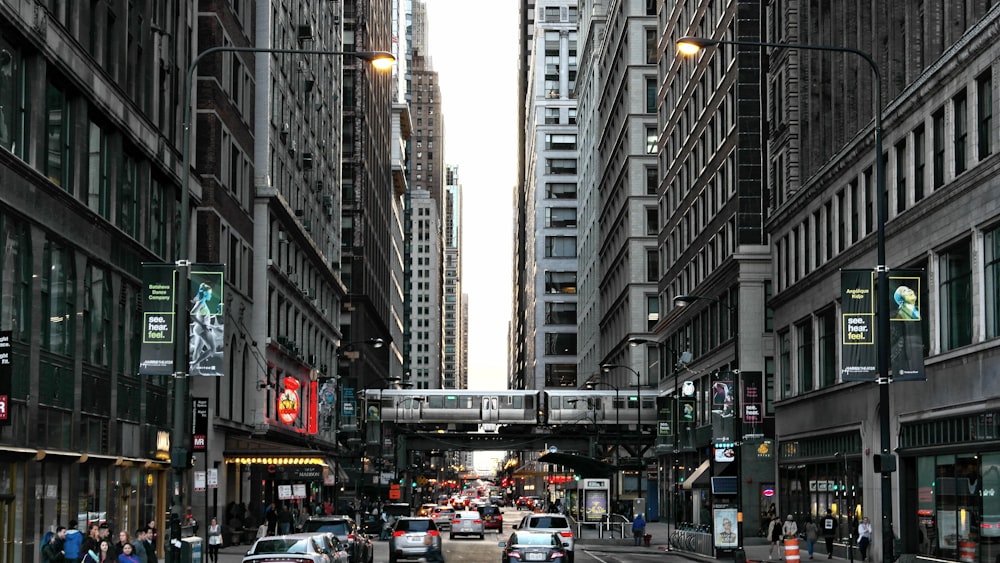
[301,516,373,563]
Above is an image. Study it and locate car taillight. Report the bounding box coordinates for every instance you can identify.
[452,519,461,524]
[427,530,441,537]
[559,531,574,538]
[474,519,483,524]
[392,530,406,537]
[347,534,355,540]
[550,551,565,560]
[508,551,522,559]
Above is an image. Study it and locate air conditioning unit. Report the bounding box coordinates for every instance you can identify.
[295,208,305,217]
[302,152,314,170]
[297,24,315,42]
[280,122,290,142]
[266,259,273,267]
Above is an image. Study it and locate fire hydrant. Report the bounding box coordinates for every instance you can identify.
[644,534,652,547]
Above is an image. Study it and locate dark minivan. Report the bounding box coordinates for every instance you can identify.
[477,505,503,531]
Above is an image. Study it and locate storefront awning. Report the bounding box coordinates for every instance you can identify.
[682,459,711,490]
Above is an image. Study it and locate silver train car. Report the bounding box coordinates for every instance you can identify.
[363,388,659,429]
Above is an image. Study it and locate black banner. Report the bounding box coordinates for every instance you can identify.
[188,265,225,376]
[657,396,674,437]
[139,264,177,375]
[0,330,11,426]
[192,397,209,451]
[842,269,926,381]
[740,371,764,439]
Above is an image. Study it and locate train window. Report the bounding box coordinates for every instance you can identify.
[492,397,499,410]
[526,395,534,409]
[510,396,522,408]
[427,395,444,408]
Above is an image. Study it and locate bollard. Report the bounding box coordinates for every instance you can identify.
[958,540,976,563]
[785,538,801,563]
[734,548,747,563]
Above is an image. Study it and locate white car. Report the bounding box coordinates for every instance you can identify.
[431,506,456,530]
[243,533,349,563]
[450,510,485,540]
[514,514,575,563]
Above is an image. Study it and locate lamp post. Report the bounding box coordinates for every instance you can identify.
[171,47,394,548]
[677,35,890,562]
[600,363,650,504]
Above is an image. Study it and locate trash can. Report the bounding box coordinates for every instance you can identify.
[180,536,203,563]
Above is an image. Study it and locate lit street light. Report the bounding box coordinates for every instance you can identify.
[677,35,891,562]
[171,46,394,557]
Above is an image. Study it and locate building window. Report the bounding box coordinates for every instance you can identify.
[954,91,968,175]
[84,263,112,367]
[940,240,973,351]
[895,138,907,214]
[646,167,658,195]
[545,134,577,150]
[546,183,577,199]
[45,81,73,191]
[118,152,140,238]
[544,236,577,258]
[545,107,560,124]
[544,302,577,325]
[986,226,1000,340]
[647,295,659,331]
[42,237,76,356]
[646,248,658,282]
[932,108,945,188]
[646,126,657,154]
[797,319,813,393]
[87,120,111,218]
[0,39,27,158]
[913,125,926,203]
[544,271,577,294]
[544,332,577,355]
[646,77,656,113]
[978,70,993,159]
[645,28,657,64]
[645,207,658,235]
[545,207,577,228]
[779,330,791,399]
[545,364,578,387]
[546,159,577,175]
[818,309,836,388]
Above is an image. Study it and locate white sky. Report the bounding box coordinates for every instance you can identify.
[423,0,521,474]
[424,0,520,391]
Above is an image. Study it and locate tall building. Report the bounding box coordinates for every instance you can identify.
[513,0,581,392]
[443,165,465,390]
[0,0,401,549]
[652,2,1000,561]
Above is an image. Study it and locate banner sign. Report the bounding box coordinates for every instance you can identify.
[0,330,10,425]
[841,269,926,381]
[188,265,225,376]
[139,264,177,375]
[656,396,674,437]
[192,397,208,451]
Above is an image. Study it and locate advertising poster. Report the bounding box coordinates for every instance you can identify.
[0,330,10,425]
[842,269,926,381]
[714,507,739,548]
[139,264,176,375]
[584,490,608,522]
[188,265,225,376]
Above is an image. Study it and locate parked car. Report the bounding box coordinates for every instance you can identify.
[499,531,569,563]
[514,514,574,563]
[477,505,503,531]
[242,532,349,563]
[388,517,441,563]
[450,510,485,540]
[430,506,455,531]
[300,516,373,563]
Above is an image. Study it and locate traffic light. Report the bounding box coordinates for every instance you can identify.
[574,474,581,481]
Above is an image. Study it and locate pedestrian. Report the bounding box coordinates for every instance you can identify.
[821,509,838,559]
[805,517,819,559]
[423,535,444,563]
[131,529,147,563]
[632,513,646,546]
[143,527,158,563]
[81,524,102,560]
[264,502,279,536]
[767,514,783,560]
[82,539,113,563]
[277,505,294,535]
[117,542,140,563]
[63,521,83,563]
[114,531,130,560]
[42,527,67,563]
[207,518,222,563]
[857,517,873,562]
[783,515,798,540]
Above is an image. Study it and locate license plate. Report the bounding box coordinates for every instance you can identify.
[526,554,545,561]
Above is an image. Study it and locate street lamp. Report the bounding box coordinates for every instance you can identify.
[677,35,891,562]
[600,363,651,504]
[170,46,394,548]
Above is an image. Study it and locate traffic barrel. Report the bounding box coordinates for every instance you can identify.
[784,538,801,563]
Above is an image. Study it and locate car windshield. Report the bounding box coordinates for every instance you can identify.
[252,538,314,554]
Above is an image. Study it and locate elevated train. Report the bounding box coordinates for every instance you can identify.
[363,388,660,429]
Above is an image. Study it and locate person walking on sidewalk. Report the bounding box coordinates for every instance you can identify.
[782,515,799,540]
[821,509,838,559]
[768,515,784,560]
[805,517,819,559]
[857,517,873,562]
[632,513,646,546]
